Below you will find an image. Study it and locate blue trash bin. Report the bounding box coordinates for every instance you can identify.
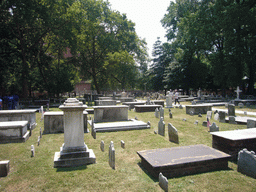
[0,99,2,110]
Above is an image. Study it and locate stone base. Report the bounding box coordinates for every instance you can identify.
[54,144,96,168]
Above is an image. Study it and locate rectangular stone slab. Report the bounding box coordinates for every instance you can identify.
[211,128,256,159]
[137,144,231,178]
[186,104,212,114]
[134,105,162,112]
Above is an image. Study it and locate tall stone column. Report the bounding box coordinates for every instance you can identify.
[54,98,95,168]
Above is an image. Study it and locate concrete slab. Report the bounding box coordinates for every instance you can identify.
[137,144,231,178]
[134,105,162,112]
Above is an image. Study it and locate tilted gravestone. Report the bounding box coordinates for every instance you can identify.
[159,172,168,192]
[109,141,115,170]
[247,119,256,129]
[219,111,226,123]
[202,121,207,127]
[168,123,179,144]
[228,104,235,116]
[100,140,104,152]
[229,116,237,124]
[169,112,172,118]
[209,122,219,132]
[155,108,159,118]
[158,117,165,136]
[237,148,256,178]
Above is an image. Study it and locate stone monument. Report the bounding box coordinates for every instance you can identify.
[166,91,173,108]
[54,98,96,168]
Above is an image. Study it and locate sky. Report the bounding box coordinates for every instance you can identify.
[106,0,172,58]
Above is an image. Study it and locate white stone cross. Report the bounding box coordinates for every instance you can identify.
[235,86,242,100]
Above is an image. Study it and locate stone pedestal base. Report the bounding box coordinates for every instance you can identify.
[54,143,96,168]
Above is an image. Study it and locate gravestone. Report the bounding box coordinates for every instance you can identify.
[100,140,104,152]
[228,104,235,116]
[179,105,183,109]
[158,117,165,136]
[168,123,179,144]
[169,112,172,118]
[159,172,168,192]
[109,141,115,170]
[159,107,164,120]
[247,119,256,129]
[31,145,35,157]
[207,111,212,119]
[238,103,244,108]
[202,121,207,127]
[54,98,96,168]
[198,113,202,117]
[237,148,256,178]
[192,100,196,105]
[209,122,219,132]
[0,160,10,177]
[194,120,198,125]
[229,116,237,124]
[37,136,40,146]
[219,111,226,123]
[166,92,173,108]
[40,127,42,138]
[121,140,125,148]
[155,108,159,118]
[214,113,219,121]
[235,86,242,100]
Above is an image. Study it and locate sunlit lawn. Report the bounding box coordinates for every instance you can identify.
[0,102,256,191]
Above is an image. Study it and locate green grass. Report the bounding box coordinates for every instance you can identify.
[0,103,256,191]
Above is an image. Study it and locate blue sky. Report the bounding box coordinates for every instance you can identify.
[106,0,172,58]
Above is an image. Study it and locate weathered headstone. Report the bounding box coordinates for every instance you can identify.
[214,113,220,121]
[237,148,256,178]
[247,119,256,129]
[198,113,202,117]
[229,116,237,124]
[238,102,244,108]
[168,123,179,144]
[37,136,40,146]
[109,141,115,170]
[155,108,159,118]
[192,100,196,105]
[182,118,186,121]
[169,112,172,118]
[121,140,125,148]
[31,145,35,157]
[0,160,10,177]
[179,105,183,109]
[100,140,104,152]
[159,107,164,120]
[228,104,235,116]
[207,111,212,119]
[166,92,173,108]
[194,120,198,125]
[158,117,165,136]
[159,172,168,192]
[209,122,219,132]
[219,111,226,123]
[202,121,207,127]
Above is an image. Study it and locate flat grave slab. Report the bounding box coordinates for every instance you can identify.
[234,99,256,106]
[225,116,256,124]
[186,104,213,114]
[89,119,150,132]
[134,105,162,113]
[0,121,30,143]
[122,101,146,109]
[152,100,165,107]
[137,144,231,178]
[211,128,256,160]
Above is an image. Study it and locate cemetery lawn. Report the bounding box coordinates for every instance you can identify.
[1,104,256,191]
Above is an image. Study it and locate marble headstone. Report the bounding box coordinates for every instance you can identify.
[209,122,219,132]
[168,123,179,144]
[158,117,165,136]
[228,104,235,116]
[159,172,168,192]
[237,148,256,178]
